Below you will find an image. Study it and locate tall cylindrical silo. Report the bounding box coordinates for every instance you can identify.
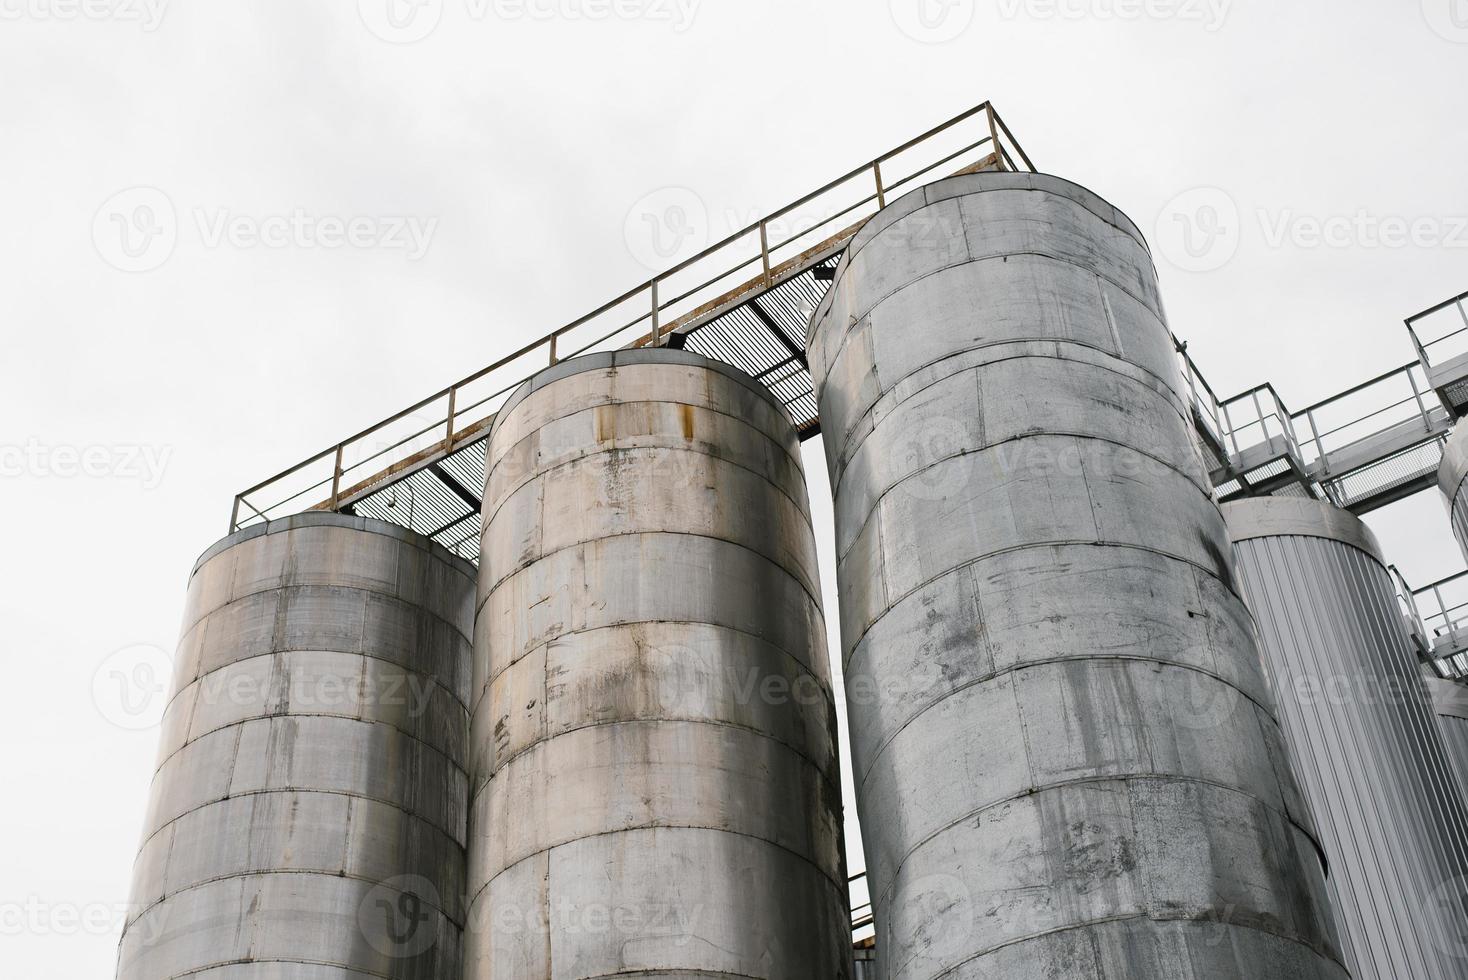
[1425,675,1468,804]
[806,172,1346,980]
[116,513,476,979]
[1443,424,1468,562]
[464,349,850,978]
[1227,496,1468,979]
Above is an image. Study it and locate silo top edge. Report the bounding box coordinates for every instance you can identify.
[810,171,1152,336]
[1440,423,1468,500]
[1222,496,1385,564]
[190,511,479,582]
[489,347,797,444]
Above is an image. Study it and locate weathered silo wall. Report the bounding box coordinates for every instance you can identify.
[806,171,1347,980]
[116,513,476,979]
[1426,675,1468,805]
[1228,496,1468,978]
[464,349,850,978]
[1442,424,1468,562]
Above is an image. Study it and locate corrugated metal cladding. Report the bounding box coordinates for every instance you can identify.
[1426,675,1468,803]
[807,171,1347,980]
[463,349,851,978]
[1228,496,1468,980]
[116,513,476,979]
[1442,424,1468,563]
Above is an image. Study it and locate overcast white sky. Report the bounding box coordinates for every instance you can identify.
[3,1,1467,976]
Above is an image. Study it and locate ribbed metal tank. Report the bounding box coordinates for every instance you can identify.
[464,348,850,978]
[1426,675,1468,803]
[1443,424,1468,562]
[116,513,476,979]
[1227,496,1468,980]
[806,171,1346,980]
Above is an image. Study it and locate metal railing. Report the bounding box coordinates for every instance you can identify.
[1176,339,1227,455]
[1195,351,1450,509]
[231,101,1034,532]
[1218,382,1304,463]
[1407,289,1468,374]
[1415,571,1468,647]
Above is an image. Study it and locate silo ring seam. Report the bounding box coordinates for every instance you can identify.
[849,656,1289,793]
[477,446,819,566]
[832,432,1218,569]
[471,715,842,801]
[137,736,469,850]
[466,823,851,909]
[177,582,475,653]
[824,346,1196,492]
[157,648,470,738]
[867,772,1326,914]
[813,247,1163,365]
[122,866,465,934]
[151,702,469,780]
[468,620,836,719]
[839,541,1250,661]
[473,529,827,620]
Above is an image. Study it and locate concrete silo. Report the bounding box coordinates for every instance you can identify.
[1226,496,1468,979]
[464,349,850,978]
[806,171,1347,979]
[116,513,476,979]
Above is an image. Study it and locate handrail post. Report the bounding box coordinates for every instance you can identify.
[445,386,457,447]
[1305,409,1327,474]
[549,332,558,366]
[230,496,241,534]
[873,163,887,210]
[759,220,773,286]
[1222,400,1241,459]
[986,104,1005,172]
[650,280,661,348]
[329,444,344,511]
[1406,369,1433,433]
